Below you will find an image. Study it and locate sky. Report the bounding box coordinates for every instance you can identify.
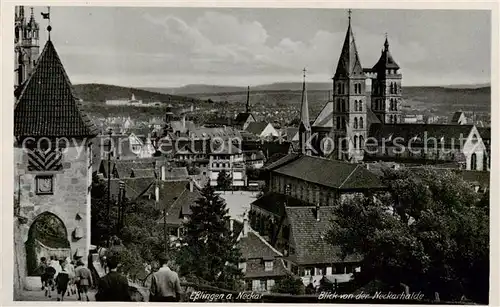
[25,6,491,88]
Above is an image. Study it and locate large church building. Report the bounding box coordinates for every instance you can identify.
[308,11,489,171]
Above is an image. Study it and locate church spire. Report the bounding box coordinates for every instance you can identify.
[245,86,250,113]
[334,9,364,78]
[299,68,312,156]
[300,68,310,130]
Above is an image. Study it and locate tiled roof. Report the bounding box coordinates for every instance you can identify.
[109,177,156,200]
[14,40,98,138]
[273,155,385,190]
[234,113,254,125]
[164,167,189,180]
[368,123,474,147]
[157,180,192,210]
[239,230,282,259]
[210,140,242,155]
[251,192,308,216]
[245,122,270,136]
[160,187,202,226]
[285,127,299,141]
[286,206,362,265]
[113,160,156,178]
[131,168,157,178]
[243,150,266,161]
[477,127,491,141]
[237,229,289,279]
[262,153,300,171]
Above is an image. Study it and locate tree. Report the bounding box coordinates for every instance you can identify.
[176,182,244,290]
[327,168,489,303]
[271,273,305,295]
[217,170,232,193]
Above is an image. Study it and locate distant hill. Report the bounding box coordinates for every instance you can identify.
[143,82,490,96]
[143,82,332,96]
[73,83,200,104]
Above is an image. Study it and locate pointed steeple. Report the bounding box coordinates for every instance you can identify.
[299,68,312,156]
[299,68,311,131]
[245,86,250,113]
[14,40,98,138]
[334,9,364,78]
[372,34,400,74]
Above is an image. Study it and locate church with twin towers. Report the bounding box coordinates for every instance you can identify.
[299,10,403,162]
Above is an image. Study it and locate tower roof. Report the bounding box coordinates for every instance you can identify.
[372,36,400,73]
[334,12,364,79]
[14,40,98,138]
[299,69,311,131]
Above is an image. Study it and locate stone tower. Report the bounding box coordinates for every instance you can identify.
[370,35,402,124]
[331,10,367,162]
[15,6,40,88]
[299,69,312,156]
[14,33,98,290]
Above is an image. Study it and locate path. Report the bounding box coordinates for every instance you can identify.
[18,289,97,302]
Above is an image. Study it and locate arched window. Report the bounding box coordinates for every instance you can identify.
[354,118,358,129]
[342,117,346,129]
[354,100,358,111]
[337,84,341,94]
[471,153,477,170]
[359,101,363,112]
[354,135,359,149]
[342,100,346,112]
[483,153,488,171]
[336,100,341,112]
[393,116,397,124]
[394,99,397,111]
[360,117,364,129]
[359,135,364,149]
[336,117,341,129]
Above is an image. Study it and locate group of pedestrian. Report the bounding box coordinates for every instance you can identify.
[37,256,93,301]
[95,254,182,302]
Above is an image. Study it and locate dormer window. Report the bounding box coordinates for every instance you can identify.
[264,260,273,272]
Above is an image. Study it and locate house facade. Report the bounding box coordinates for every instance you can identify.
[237,219,290,293]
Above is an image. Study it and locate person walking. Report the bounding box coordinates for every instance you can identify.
[74,260,93,301]
[149,254,182,302]
[95,256,131,302]
[55,260,70,301]
[64,257,76,297]
[49,256,61,281]
[37,257,49,290]
[42,262,56,298]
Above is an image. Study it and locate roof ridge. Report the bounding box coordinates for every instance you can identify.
[339,164,359,189]
[249,228,283,257]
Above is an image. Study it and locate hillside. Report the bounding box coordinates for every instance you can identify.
[143,82,489,96]
[73,83,200,104]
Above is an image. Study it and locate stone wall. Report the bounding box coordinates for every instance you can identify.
[14,141,92,289]
[13,219,26,300]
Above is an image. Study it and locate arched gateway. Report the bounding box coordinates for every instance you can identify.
[14,34,98,292]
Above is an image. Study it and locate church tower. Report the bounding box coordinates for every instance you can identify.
[331,10,367,162]
[299,69,312,156]
[370,35,402,124]
[15,6,40,88]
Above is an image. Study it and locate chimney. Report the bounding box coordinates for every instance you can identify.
[161,165,166,181]
[315,203,320,221]
[155,183,160,202]
[242,216,249,238]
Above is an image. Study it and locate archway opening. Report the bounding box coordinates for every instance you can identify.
[25,212,70,276]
